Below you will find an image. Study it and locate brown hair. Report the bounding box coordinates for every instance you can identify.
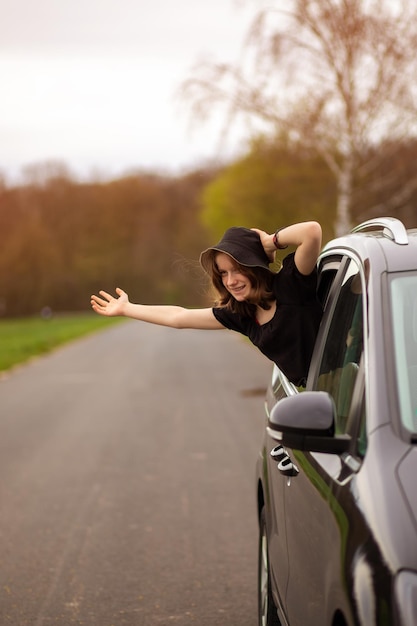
[205,254,275,317]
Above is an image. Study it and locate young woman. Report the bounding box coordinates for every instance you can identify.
[91,221,323,385]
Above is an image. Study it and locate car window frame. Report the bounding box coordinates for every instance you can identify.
[307,254,349,389]
[270,250,370,459]
[309,251,370,457]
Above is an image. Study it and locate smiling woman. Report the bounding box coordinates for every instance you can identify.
[91,222,323,385]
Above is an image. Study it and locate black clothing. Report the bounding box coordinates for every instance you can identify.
[212,253,322,385]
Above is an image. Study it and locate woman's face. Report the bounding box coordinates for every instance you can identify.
[215,253,255,301]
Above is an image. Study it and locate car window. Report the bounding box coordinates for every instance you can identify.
[315,259,364,435]
[316,256,342,309]
[389,273,417,434]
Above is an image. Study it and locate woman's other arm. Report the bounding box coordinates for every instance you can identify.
[253,221,322,275]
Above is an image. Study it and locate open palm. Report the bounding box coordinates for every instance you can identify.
[91,288,129,317]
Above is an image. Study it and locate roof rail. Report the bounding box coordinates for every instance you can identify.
[351,217,408,245]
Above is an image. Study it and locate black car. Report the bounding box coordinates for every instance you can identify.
[256,217,417,626]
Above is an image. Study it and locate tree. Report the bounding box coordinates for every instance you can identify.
[182,0,417,235]
[201,136,336,243]
[352,137,417,229]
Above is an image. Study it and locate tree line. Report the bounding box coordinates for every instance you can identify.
[1,134,416,318]
[0,166,216,318]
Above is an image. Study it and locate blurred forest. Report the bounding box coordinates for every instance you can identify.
[1,136,416,318]
[0,165,216,317]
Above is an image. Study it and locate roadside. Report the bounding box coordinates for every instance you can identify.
[0,312,124,373]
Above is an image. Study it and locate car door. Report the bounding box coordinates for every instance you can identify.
[281,256,367,625]
[264,254,344,619]
[264,364,293,617]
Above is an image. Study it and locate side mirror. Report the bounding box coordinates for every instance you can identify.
[267,392,351,454]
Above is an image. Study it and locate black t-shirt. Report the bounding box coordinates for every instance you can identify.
[212,253,322,385]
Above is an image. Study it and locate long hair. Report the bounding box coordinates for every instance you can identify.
[205,254,275,317]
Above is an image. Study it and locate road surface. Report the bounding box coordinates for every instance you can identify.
[0,321,272,625]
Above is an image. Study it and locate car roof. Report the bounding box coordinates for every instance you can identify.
[322,218,417,274]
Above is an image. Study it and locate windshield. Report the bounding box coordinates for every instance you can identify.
[390,274,417,434]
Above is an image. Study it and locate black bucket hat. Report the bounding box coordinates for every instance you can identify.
[200,227,272,274]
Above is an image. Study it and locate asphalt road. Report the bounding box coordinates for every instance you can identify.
[0,321,272,626]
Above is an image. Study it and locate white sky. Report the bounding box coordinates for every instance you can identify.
[0,0,256,181]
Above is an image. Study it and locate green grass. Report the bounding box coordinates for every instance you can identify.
[0,313,124,373]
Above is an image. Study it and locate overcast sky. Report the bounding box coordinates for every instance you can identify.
[0,0,256,181]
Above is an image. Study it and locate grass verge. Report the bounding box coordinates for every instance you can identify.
[0,313,124,373]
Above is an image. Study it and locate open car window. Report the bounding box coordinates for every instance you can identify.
[315,259,365,436]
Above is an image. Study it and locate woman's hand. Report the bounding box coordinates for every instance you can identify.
[253,222,322,274]
[251,228,277,262]
[91,288,129,317]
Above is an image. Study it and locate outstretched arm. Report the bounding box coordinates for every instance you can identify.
[252,221,322,275]
[91,288,224,330]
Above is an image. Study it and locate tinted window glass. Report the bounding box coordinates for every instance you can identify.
[390,274,417,433]
[316,257,342,308]
[316,260,364,434]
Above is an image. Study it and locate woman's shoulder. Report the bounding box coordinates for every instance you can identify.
[276,252,317,279]
[273,252,318,300]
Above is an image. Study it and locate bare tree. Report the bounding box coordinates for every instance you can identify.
[182,0,417,235]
